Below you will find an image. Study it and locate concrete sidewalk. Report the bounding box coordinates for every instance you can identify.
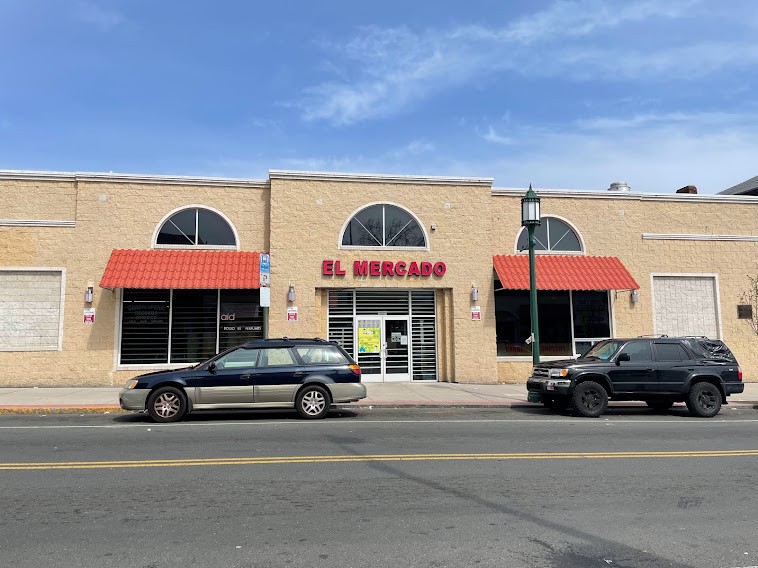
[0,382,756,413]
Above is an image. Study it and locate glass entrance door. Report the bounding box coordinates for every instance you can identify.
[355,316,411,382]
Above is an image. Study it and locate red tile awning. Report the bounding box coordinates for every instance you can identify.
[493,255,639,291]
[100,249,263,289]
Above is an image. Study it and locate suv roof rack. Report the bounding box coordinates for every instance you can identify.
[637,334,668,338]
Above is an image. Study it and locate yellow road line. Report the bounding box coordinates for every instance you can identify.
[1,449,758,470]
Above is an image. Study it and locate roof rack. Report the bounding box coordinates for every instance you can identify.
[637,334,668,338]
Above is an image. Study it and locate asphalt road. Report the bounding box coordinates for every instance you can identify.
[1,405,757,568]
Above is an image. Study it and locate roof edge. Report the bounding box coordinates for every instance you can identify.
[269,169,494,187]
[492,187,758,204]
[0,169,269,188]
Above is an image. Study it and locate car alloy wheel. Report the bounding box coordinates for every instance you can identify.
[147,386,187,423]
[296,385,330,419]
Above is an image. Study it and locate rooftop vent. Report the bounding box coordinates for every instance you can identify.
[676,185,697,194]
[608,182,631,192]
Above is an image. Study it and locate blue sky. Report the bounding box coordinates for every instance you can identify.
[1,0,757,193]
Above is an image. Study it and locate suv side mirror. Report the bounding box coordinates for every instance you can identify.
[208,361,217,373]
[616,353,631,365]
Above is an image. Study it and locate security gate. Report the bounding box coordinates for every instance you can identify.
[327,290,437,382]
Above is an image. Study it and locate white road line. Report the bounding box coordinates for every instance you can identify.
[0,418,758,430]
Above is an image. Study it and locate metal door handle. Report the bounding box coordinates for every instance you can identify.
[241,374,252,379]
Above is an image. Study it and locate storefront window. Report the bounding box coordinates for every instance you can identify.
[341,204,426,248]
[119,289,262,365]
[495,284,610,357]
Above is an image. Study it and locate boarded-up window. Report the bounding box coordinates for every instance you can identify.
[0,270,63,351]
[653,276,719,338]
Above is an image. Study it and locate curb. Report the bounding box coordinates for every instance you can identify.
[0,406,125,415]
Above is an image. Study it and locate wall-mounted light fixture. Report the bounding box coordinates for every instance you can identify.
[84,284,94,303]
[287,284,296,303]
[471,284,478,302]
[631,289,639,303]
[430,223,437,232]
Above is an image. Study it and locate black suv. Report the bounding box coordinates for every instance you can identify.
[119,338,366,422]
[527,337,744,418]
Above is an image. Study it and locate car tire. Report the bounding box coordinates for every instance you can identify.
[686,382,722,418]
[147,386,187,423]
[544,397,569,411]
[570,381,608,418]
[646,400,674,412]
[296,384,331,419]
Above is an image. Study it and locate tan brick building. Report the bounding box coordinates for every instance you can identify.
[1,169,757,386]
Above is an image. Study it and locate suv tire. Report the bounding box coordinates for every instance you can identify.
[571,381,608,418]
[147,386,187,423]
[686,382,722,418]
[296,384,331,419]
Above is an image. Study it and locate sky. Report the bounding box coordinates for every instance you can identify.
[1,0,757,194]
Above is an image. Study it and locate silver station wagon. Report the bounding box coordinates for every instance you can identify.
[119,338,366,422]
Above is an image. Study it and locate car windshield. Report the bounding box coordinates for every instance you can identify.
[581,340,624,360]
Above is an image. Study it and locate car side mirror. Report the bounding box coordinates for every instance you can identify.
[208,361,217,373]
[616,353,631,365]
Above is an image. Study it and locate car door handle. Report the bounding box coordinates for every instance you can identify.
[646,369,654,372]
[241,374,252,380]
[293,371,305,378]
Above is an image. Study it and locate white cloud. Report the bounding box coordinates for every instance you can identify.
[295,0,756,125]
[74,2,124,32]
[481,126,514,145]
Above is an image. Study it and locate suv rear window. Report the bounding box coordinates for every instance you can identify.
[681,338,735,361]
[294,345,349,365]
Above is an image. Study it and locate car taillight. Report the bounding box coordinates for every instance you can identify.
[738,366,743,380]
[349,364,361,376]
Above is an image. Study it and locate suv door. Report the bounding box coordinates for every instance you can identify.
[653,341,694,393]
[194,347,259,404]
[608,340,657,393]
[254,347,303,403]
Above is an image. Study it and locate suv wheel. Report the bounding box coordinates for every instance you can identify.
[296,385,331,419]
[147,386,187,423]
[571,381,608,418]
[686,382,722,418]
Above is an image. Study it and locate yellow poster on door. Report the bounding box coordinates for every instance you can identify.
[358,325,381,354]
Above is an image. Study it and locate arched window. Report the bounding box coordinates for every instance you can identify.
[341,203,427,248]
[155,207,237,248]
[516,216,582,253]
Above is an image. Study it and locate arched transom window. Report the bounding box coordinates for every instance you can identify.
[155,207,237,248]
[341,204,427,248]
[516,216,582,253]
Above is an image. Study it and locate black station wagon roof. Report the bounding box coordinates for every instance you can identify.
[241,337,332,348]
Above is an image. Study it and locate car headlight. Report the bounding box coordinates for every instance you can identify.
[548,368,569,378]
[124,379,138,389]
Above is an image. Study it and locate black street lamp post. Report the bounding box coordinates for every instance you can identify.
[521,185,541,365]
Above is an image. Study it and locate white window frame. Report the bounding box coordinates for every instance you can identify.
[152,204,240,250]
[338,202,430,251]
[513,214,586,255]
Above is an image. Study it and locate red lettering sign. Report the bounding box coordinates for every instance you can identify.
[323,259,446,278]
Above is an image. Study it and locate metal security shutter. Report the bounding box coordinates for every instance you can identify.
[411,291,437,380]
[653,276,719,338]
[327,289,438,381]
[327,290,355,357]
[355,290,409,314]
[0,270,62,351]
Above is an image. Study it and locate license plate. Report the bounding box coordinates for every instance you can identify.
[527,391,543,403]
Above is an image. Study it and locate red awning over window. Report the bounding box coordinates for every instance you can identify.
[100,249,263,289]
[493,255,639,291]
